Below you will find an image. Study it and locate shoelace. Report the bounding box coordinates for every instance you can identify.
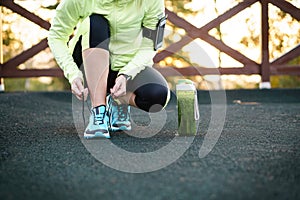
[93,109,105,125]
[117,105,128,122]
[82,92,106,126]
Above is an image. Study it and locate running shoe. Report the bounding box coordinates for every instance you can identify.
[107,95,131,131]
[84,105,110,139]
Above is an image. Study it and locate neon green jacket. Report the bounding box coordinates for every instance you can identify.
[48,0,165,84]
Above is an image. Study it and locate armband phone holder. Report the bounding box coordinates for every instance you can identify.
[143,15,167,50]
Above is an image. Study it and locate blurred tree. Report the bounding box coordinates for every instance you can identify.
[213,0,223,67]
[2,8,23,62]
[164,0,197,67]
[165,0,196,13]
[163,0,206,89]
[2,1,69,92]
[2,0,299,90]
[269,4,300,88]
[2,7,27,91]
[240,1,300,88]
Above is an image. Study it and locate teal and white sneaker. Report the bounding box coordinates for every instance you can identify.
[107,95,131,132]
[84,105,110,139]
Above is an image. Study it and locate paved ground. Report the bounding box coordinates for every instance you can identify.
[0,89,299,200]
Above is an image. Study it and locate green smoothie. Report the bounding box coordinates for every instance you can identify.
[176,80,199,136]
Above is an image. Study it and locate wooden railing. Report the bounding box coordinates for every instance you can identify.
[1,0,300,84]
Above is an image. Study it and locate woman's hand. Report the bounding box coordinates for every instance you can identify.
[110,75,127,98]
[71,77,88,101]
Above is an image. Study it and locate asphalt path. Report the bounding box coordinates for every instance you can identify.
[0,89,299,200]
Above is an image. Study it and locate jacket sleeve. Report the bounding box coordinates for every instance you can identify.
[118,0,165,79]
[47,0,85,84]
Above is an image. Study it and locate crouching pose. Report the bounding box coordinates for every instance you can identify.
[48,0,170,139]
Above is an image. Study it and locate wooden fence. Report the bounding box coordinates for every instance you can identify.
[1,0,300,85]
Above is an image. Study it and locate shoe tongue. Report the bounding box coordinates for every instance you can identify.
[94,105,106,115]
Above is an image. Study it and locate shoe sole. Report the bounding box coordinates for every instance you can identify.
[84,132,111,139]
[110,125,132,132]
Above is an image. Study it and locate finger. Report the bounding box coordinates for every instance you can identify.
[83,88,89,101]
[72,91,82,101]
[113,85,126,98]
[111,82,121,95]
[74,91,83,101]
[72,84,82,97]
[110,88,115,98]
[75,79,85,93]
[72,85,85,101]
[114,90,126,98]
[71,78,85,100]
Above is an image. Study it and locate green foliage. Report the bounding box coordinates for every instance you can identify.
[3,78,27,92]
[235,1,300,88]
[2,8,24,62]
[271,75,300,88]
[271,55,300,88]
[4,77,70,92]
[2,2,70,92]
[2,0,300,91]
[165,0,196,14]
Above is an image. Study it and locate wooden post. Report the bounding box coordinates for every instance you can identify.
[260,0,271,89]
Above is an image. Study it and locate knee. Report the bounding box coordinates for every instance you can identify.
[135,84,170,113]
[149,92,170,113]
[150,85,170,112]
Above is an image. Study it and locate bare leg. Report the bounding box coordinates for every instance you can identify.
[83,48,109,107]
[115,92,137,107]
[116,92,137,107]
